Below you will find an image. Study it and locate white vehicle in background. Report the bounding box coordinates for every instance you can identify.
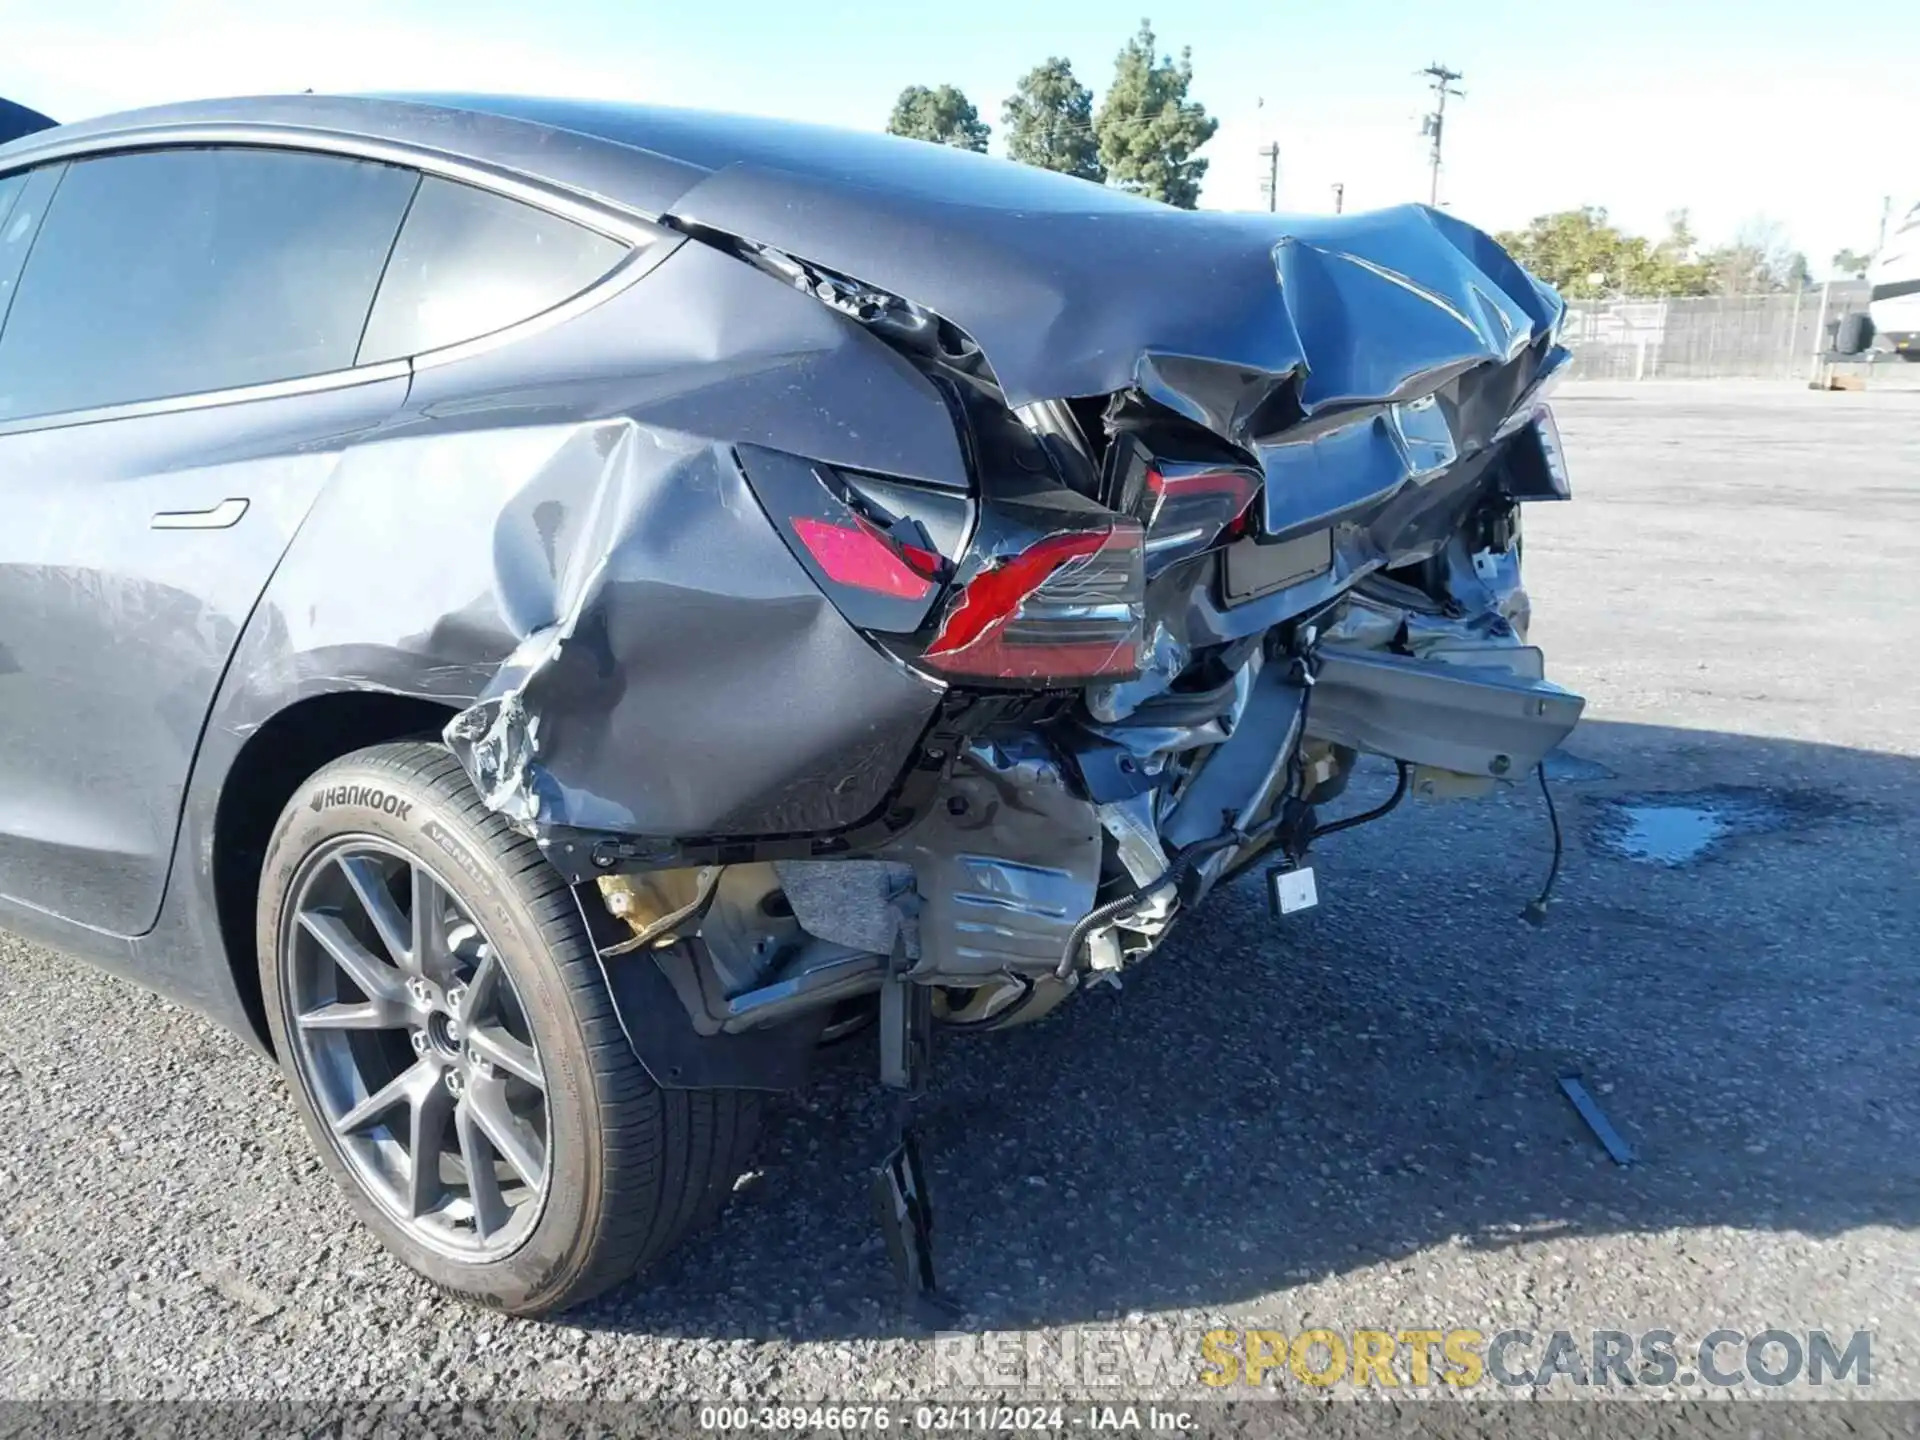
[1867,203,1920,360]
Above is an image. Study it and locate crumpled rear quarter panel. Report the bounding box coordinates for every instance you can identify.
[221,239,955,849]
[447,425,943,838]
[414,242,958,842]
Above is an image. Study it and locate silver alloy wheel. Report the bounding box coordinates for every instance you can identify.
[281,838,550,1260]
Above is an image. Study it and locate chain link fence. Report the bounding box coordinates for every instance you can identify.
[1560,281,1875,380]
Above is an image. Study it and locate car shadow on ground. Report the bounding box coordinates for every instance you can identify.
[570,718,1920,1341]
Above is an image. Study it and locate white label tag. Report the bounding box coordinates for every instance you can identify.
[1272,866,1319,915]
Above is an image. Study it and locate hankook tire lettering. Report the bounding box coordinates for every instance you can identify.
[308,784,413,820]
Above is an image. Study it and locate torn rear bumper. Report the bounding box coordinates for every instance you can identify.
[1306,645,1585,780]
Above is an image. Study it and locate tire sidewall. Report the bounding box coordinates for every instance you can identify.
[258,750,606,1309]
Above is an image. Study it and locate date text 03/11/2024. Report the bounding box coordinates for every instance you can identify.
[697,1405,1198,1431]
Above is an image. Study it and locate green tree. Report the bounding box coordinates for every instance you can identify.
[1002,57,1104,181]
[1647,210,1712,295]
[1698,219,1811,294]
[1093,21,1218,208]
[1497,207,1684,298]
[1830,248,1873,279]
[1493,207,1719,298]
[886,85,990,152]
[1497,208,1820,297]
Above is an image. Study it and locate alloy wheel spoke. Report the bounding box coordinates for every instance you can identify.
[333,1058,436,1136]
[406,1073,456,1219]
[297,997,412,1031]
[463,946,501,1018]
[290,842,550,1253]
[298,910,406,1004]
[338,854,413,971]
[467,1025,544,1089]
[455,1098,512,1240]
[464,1075,546,1189]
[410,866,452,980]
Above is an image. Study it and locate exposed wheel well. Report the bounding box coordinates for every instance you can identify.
[212,691,462,1050]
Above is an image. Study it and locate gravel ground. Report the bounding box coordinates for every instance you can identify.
[1,380,1917,1404]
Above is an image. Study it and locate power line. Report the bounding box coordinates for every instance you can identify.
[1418,62,1464,207]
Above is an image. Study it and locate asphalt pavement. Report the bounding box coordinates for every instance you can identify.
[1,379,1916,1403]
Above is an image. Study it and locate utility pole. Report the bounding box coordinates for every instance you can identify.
[1331,182,1345,214]
[1879,195,1893,253]
[1258,142,1280,212]
[1418,63,1464,207]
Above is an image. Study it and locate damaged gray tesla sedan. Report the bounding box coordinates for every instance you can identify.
[0,94,1581,1315]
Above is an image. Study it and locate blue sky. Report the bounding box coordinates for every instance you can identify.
[4,0,1914,276]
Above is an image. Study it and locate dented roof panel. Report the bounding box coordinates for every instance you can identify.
[3,94,1559,432]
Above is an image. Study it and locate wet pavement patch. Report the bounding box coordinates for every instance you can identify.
[1588,786,1849,867]
[1606,802,1739,864]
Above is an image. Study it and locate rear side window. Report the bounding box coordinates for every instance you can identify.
[357,177,628,363]
[0,173,24,236]
[0,166,61,341]
[0,148,418,422]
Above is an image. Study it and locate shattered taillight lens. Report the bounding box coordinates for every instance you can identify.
[1139,462,1262,567]
[921,523,1145,684]
[792,516,936,601]
[738,445,965,635]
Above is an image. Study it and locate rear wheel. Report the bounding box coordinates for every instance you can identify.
[257,741,759,1314]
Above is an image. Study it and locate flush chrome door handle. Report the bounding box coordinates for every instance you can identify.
[151,498,249,530]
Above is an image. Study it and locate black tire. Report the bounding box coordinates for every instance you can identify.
[257,741,759,1315]
[1835,312,1873,356]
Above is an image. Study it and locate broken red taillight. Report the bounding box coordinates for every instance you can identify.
[792,516,936,600]
[921,523,1145,684]
[1139,463,1262,567]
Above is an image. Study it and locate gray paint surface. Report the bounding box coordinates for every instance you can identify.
[0,375,410,933]
[0,91,1561,1054]
[0,93,1561,430]
[0,383,1915,1395]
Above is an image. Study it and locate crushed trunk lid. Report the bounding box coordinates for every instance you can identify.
[666,162,1561,447]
